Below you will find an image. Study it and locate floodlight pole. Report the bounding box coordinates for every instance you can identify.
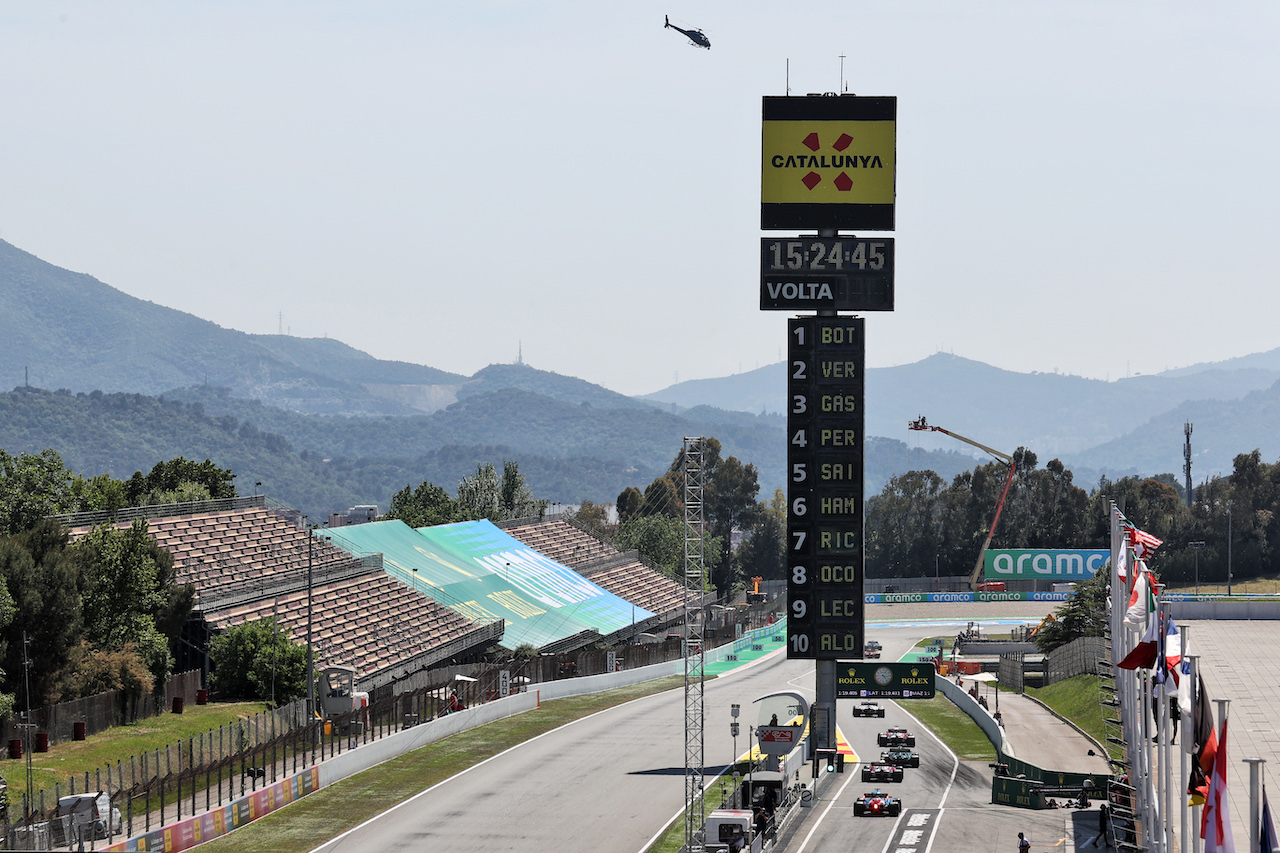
[305,517,315,720]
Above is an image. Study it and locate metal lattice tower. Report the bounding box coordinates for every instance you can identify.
[683,437,708,853]
[1183,422,1193,508]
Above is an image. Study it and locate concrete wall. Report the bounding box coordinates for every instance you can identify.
[936,674,1013,758]
[1169,600,1280,620]
[319,690,540,787]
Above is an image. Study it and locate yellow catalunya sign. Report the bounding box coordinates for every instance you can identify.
[761,96,896,231]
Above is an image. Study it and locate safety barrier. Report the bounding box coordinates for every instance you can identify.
[104,768,320,852]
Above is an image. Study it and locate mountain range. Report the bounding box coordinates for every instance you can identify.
[3,237,1277,516]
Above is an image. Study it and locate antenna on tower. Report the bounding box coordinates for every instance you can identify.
[1184,423,1194,507]
[786,58,790,96]
[839,53,847,93]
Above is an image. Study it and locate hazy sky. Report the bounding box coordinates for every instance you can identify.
[3,2,1278,396]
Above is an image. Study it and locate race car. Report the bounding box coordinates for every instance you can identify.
[863,646,881,659]
[877,727,916,747]
[853,789,902,817]
[880,748,920,768]
[866,639,882,650]
[851,701,886,718]
[861,763,904,783]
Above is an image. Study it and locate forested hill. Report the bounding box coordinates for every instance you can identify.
[0,386,972,519]
[0,239,460,415]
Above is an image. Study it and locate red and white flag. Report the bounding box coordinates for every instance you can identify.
[1127,525,1164,560]
[1124,568,1153,629]
[1201,715,1235,853]
[1118,600,1160,670]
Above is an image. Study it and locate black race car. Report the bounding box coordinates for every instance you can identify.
[876,727,916,748]
[861,763,904,783]
[851,701,886,718]
[880,748,920,768]
[863,644,881,659]
[853,789,902,817]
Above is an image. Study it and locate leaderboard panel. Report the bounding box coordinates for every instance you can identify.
[786,316,866,660]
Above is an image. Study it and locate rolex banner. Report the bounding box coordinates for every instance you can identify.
[836,661,936,699]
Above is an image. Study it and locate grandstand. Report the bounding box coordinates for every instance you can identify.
[501,518,694,622]
[63,498,502,692]
[324,518,665,652]
[57,501,708,694]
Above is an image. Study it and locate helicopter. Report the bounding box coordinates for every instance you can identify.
[664,15,710,49]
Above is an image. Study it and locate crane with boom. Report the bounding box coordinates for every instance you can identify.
[907,416,1017,592]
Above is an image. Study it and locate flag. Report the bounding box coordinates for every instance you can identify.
[1201,715,1235,853]
[1116,545,1129,587]
[1125,568,1153,629]
[1179,660,1195,754]
[1189,674,1219,806]
[1152,617,1180,696]
[1118,605,1159,670]
[1262,785,1278,853]
[1127,524,1164,560]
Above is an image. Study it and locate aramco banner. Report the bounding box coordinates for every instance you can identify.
[323,520,653,650]
[983,549,1109,580]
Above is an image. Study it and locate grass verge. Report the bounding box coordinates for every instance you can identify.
[196,677,687,853]
[902,696,996,762]
[11,702,266,801]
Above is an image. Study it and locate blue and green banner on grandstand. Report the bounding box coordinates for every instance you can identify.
[983,549,1109,580]
[321,520,654,650]
[864,591,1073,604]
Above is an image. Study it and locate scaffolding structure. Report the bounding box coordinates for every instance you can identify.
[682,437,707,853]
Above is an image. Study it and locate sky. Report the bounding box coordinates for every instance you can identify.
[2,2,1279,397]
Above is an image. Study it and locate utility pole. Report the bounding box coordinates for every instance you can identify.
[21,632,34,822]
[1183,424,1193,508]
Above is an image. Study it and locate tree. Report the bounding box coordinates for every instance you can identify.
[570,501,613,540]
[641,477,681,519]
[498,460,548,520]
[0,449,77,535]
[1033,569,1110,653]
[455,460,548,522]
[734,489,786,582]
[123,457,237,506]
[208,618,308,703]
[865,470,948,578]
[456,462,502,520]
[54,641,154,700]
[387,480,462,528]
[69,473,129,515]
[705,455,761,593]
[615,487,644,524]
[0,520,80,704]
[616,514,685,577]
[73,520,184,687]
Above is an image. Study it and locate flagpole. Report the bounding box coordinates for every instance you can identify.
[1189,654,1203,853]
[1214,698,1231,853]
[1143,670,1157,852]
[1181,645,1193,853]
[1245,759,1265,853]
[1162,664,1174,853]
[1158,601,1174,853]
